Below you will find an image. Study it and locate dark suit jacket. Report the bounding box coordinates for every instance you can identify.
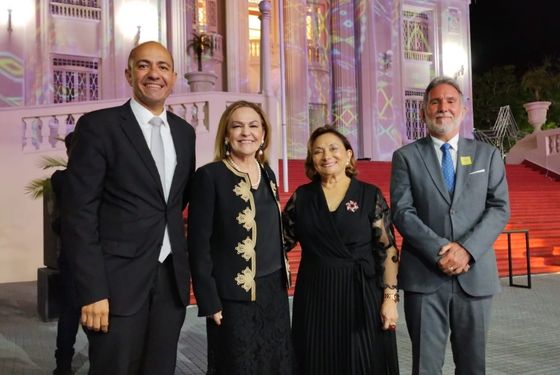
[187,160,290,316]
[390,136,510,297]
[62,101,196,316]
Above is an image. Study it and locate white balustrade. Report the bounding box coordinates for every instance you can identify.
[50,2,102,20]
[8,92,268,165]
[546,133,560,156]
[404,50,433,62]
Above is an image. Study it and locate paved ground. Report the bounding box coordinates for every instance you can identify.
[1,274,559,374]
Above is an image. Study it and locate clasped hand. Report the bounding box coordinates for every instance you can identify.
[437,242,471,276]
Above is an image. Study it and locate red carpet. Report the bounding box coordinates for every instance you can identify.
[277,160,560,297]
[189,160,560,303]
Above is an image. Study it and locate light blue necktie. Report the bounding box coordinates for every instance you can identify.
[441,143,455,193]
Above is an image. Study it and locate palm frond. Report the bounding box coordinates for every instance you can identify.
[24,178,52,200]
[38,156,67,170]
[24,155,67,200]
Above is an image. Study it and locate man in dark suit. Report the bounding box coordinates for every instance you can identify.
[390,76,510,374]
[62,41,196,375]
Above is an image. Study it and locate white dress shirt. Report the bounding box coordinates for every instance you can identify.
[130,98,177,262]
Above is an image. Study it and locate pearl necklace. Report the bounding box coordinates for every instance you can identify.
[228,157,261,189]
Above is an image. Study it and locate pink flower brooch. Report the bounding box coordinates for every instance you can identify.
[345,200,359,213]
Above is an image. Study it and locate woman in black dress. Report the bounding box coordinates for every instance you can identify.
[282,125,399,374]
[187,100,293,374]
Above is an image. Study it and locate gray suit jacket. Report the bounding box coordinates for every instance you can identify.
[390,136,510,297]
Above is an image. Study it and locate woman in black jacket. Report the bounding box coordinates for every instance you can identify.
[187,101,293,375]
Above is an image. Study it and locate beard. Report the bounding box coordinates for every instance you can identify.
[426,115,462,136]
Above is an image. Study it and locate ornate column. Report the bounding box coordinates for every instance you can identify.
[259,1,273,96]
[283,0,308,158]
[225,0,248,92]
[330,0,359,152]
[166,0,189,93]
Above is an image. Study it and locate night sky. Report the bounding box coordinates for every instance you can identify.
[469,0,560,74]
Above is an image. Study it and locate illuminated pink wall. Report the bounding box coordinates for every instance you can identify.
[1,0,474,159]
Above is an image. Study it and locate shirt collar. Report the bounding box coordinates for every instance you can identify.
[430,133,459,150]
[129,98,169,127]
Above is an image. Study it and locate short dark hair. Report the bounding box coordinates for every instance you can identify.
[304,125,357,181]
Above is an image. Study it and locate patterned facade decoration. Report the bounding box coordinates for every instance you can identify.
[306,2,330,133]
[0,52,24,106]
[1,0,474,160]
[371,0,404,159]
[284,0,311,158]
[330,0,359,149]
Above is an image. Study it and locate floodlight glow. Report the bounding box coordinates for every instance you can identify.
[442,42,467,79]
[116,1,159,43]
[3,0,33,28]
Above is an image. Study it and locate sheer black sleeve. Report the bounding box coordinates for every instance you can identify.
[282,192,298,252]
[371,189,399,290]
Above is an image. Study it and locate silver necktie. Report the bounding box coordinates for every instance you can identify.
[148,116,165,188]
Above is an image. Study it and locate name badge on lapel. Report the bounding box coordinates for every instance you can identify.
[460,156,472,166]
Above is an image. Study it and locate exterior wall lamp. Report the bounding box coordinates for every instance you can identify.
[7,8,12,32]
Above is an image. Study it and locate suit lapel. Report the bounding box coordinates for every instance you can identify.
[415,136,452,204]
[452,137,475,205]
[168,115,186,202]
[118,102,165,200]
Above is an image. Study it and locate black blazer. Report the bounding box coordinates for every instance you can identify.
[62,101,196,316]
[187,160,290,316]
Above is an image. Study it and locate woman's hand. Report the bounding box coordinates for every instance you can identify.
[380,298,399,331]
[209,310,223,326]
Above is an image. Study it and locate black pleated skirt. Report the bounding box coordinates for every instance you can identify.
[292,262,399,375]
[206,270,295,375]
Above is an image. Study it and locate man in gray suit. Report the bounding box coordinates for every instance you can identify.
[390,76,510,374]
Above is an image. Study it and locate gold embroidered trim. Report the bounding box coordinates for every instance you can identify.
[235,237,256,261]
[224,160,258,301]
[235,267,256,292]
[236,206,256,231]
[233,181,251,202]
